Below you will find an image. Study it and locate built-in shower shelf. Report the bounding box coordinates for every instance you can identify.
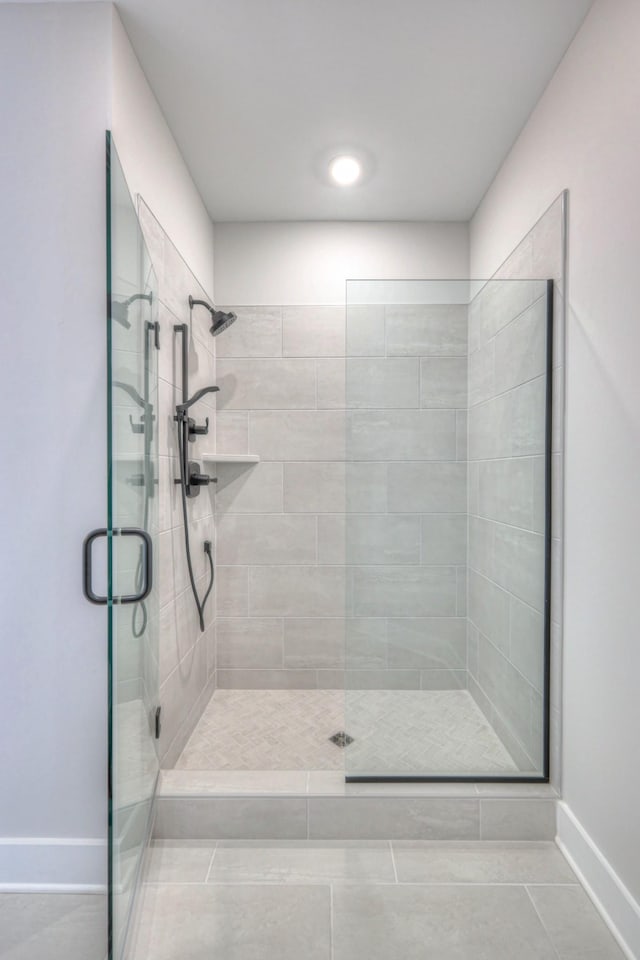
[201,453,260,464]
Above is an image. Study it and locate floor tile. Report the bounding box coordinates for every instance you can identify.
[392,840,577,884]
[527,884,626,958]
[0,893,106,960]
[332,883,557,960]
[209,840,395,884]
[144,841,216,883]
[129,882,331,960]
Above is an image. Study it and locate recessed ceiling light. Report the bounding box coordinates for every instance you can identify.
[329,155,362,186]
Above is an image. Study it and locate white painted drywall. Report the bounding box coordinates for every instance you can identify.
[0,2,216,889]
[110,8,215,298]
[213,221,469,305]
[0,1,112,876]
[470,0,640,932]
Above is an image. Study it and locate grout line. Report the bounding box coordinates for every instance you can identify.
[145,879,580,889]
[389,840,399,884]
[329,883,335,960]
[524,884,563,959]
[204,843,218,883]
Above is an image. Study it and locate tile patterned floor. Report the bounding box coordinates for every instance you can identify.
[0,893,106,960]
[126,840,626,960]
[174,688,517,775]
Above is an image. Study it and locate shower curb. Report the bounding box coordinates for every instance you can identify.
[153,773,557,842]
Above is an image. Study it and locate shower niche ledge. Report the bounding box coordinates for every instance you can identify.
[201,453,260,464]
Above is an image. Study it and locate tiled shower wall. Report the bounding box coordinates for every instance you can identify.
[214,303,469,690]
[466,194,566,778]
[138,202,217,766]
[466,279,549,769]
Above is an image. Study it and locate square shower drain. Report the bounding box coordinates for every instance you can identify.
[329,731,354,748]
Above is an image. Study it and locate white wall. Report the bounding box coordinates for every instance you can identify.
[214,222,469,305]
[470,0,640,951]
[0,1,112,885]
[111,9,215,297]
[0,1,216,890]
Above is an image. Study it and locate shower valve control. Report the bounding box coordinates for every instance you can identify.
[188,416,209,440]
[174,461,217,497]
[189,466,216,487]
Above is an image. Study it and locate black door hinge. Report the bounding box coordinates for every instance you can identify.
[154,705,162,739]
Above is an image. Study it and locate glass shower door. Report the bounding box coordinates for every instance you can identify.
[344,279,552,781]
[106,132,160,958]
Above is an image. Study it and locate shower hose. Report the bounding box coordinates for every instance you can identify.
[177,421,215,632]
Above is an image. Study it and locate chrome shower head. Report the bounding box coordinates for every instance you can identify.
[189,296,237,337]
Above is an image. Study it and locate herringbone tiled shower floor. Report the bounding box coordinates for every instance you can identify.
[174,689,517,774]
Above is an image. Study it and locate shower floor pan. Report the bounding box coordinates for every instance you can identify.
[172,688,518,776]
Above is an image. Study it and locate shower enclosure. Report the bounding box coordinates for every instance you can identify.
[102,174,564,954]
[344,278,552,781]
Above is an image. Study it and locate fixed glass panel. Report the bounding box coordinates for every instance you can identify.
[107,132,160,956]
[344,278,551,780]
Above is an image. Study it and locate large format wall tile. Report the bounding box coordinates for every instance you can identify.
[318,515,422,565]
[215,566,249,617]
[215,462,284,514]
[388,462,467,513]
[386,618,467,670]
[249,566,346,618]
[316,358,345,409]
[385,304,467,357]
[347,358,420,409]
[283,462,387,514]
[352,566,457,618]
[216,411,249,454]
[251,411,345,460]
[420,357,467,408]
[217,358,317,409]
[421,514,467,564]
[494,297,547,394]
[283,306,345,357]
[348,410,456,461]
[216,618,284,669]
[215,307,283,358]
[217,514,317,565]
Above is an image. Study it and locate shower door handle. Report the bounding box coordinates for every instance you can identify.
[83,528,153,605]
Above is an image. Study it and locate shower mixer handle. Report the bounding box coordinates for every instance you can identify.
[174,461,217,491]
[190,417,209,438]
[190,470,216,487]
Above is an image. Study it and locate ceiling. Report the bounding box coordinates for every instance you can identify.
[115,0,593,222]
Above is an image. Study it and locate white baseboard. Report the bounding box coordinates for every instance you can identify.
[0,837,107,892]
[557,802,640,960]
